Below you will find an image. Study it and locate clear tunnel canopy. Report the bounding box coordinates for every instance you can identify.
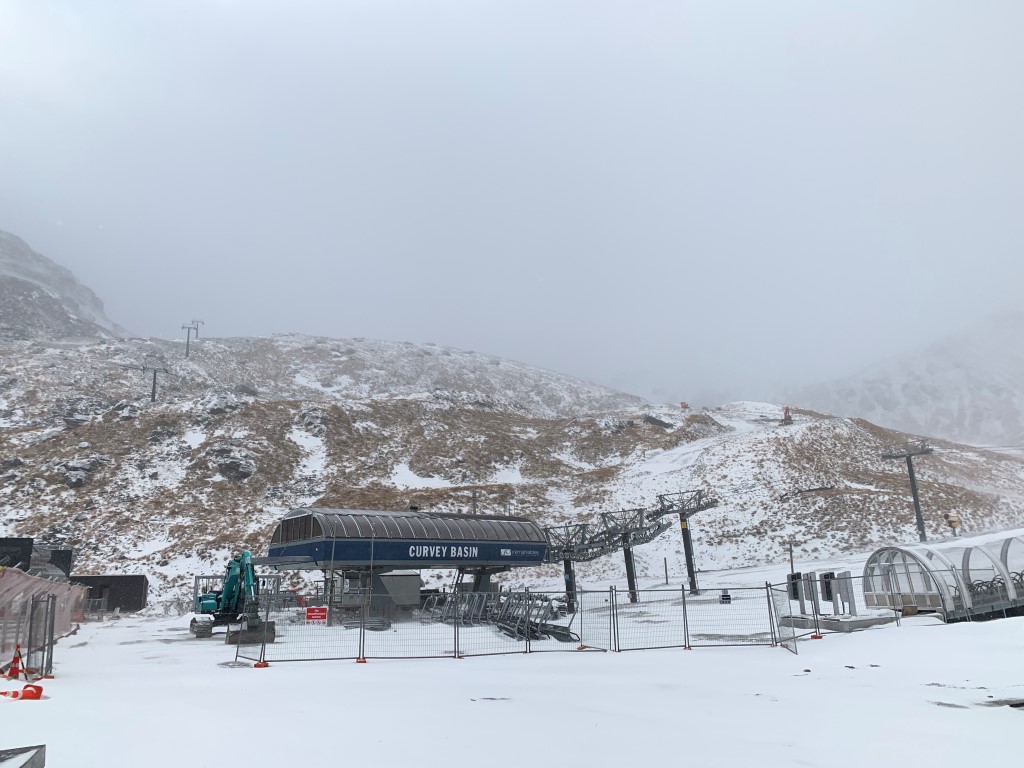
[863,536,1024,618]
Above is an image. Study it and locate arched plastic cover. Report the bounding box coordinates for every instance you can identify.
[862,546,962,613]
[960,545,1017,601]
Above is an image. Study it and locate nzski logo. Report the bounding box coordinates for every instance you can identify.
[500,548,512,557]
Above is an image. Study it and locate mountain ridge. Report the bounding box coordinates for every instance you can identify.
[0,229,131,340]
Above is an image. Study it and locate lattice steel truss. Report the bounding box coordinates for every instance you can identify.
[543,491,719,608]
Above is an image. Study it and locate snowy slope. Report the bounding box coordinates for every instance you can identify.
[519,401,1024,589]
[3,334,1024,605]
[1,233,1023,604]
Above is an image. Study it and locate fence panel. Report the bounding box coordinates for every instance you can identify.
[359,593,455,660]
[25,595,57,678]
[683,586,775,646]
[0,567,86,675]
[237,594,363,663]
[575,589,615,651]
[614,587,687,651]
[518,591,586,654]
[769,584,798,654]
[446,592,532,657]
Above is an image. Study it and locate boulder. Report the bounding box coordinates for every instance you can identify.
[204,440,257,482]
[63,469,89,487]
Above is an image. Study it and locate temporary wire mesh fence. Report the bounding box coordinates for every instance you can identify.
[233,583,836,664]
[23,595,57,678]
[769,585,798,654]
[683,586,778,647]
[764,570,952,654]
[0,566,87,676]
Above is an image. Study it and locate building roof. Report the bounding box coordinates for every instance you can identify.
[273,507,547,544]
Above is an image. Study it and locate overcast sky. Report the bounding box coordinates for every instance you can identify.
[1,1,1021,405]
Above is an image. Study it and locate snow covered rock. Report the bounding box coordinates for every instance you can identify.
[296,404,328,437]
[204,440,257,481]
[63,469,90,487]
[197,388,247,416]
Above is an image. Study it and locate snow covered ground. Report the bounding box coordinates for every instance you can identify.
[5,549,1024,768]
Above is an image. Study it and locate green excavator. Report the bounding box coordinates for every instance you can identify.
[189,551,276,643]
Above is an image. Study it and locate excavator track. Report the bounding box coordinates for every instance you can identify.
[225,621,276,645]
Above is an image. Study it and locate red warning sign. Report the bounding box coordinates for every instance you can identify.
[305,606,328,625]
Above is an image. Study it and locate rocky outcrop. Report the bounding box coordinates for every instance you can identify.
[58,453,110,487]
[204,440,256,482]
[197,388,248,416]
[296,404,328,437]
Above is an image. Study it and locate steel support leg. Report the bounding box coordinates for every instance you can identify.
[907,455,927,543]
[563,558,577,613]
[622,535,638,604]
[680,516,699,595]
[471,571,491,593]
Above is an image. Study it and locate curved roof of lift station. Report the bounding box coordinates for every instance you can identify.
[265,507,550,570]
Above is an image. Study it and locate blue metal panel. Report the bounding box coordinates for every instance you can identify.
[268,539,547,568]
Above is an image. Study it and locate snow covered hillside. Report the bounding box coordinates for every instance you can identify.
[0,230,130,340]
[2,233,1024,606]
[785,312,1024,451]
[3,332,1024,605]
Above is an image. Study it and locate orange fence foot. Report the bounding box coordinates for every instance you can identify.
[254,661,269,668]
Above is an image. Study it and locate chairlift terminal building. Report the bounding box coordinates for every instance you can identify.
[263,507,549,572]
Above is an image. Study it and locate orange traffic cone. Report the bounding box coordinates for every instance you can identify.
[0,684,43,700]
[4,645,24,680]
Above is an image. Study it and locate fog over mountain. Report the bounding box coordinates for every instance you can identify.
[2,2,1022,407]
[4,226,1024,452]
[784,313,1024,451]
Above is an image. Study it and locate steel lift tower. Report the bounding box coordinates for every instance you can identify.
[654,490,719,595]
[882,441,934,543]
[546,502,685,609]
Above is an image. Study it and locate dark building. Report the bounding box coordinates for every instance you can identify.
[30,545,74,579]
[46,548,74,578]
[0,538,75,579]
[72,575,150,612]
[0,538,34,571]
